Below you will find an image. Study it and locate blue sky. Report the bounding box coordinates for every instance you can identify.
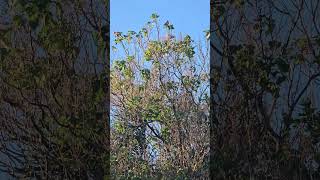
[111,0,209,43]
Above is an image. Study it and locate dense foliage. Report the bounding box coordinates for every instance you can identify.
[0,0,109,179]
[110,14,210,179]
[211,0,320,179]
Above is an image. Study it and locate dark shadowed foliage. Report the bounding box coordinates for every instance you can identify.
[211,0,320,179]
[0,0,109,179]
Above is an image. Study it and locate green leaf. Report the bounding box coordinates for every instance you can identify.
[151,13,159,20]
[124,68,134,78]
[276,58,289,73]
[115,122,125,134]
[266,19,275,35]
[114,60,126,71]
[164,20,174,30]
[127,55,134,62]
[144,49,152,61]
[141,69,150,80]
[13,15,23,26]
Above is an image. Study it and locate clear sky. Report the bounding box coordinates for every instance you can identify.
[111,0,209,43]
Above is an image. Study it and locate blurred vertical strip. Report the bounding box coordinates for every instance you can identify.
[210,0,320,179]
[0,0,110,179]
[209,0,215,179]
[105,0,110,178]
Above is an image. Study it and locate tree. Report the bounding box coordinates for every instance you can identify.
[110,14,210,179]
[210,0,320,179]
[0,0,109,179]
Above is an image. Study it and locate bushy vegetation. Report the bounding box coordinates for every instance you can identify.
[110,14,210,179]
[210,0,320,179]
[0,0,108,179]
